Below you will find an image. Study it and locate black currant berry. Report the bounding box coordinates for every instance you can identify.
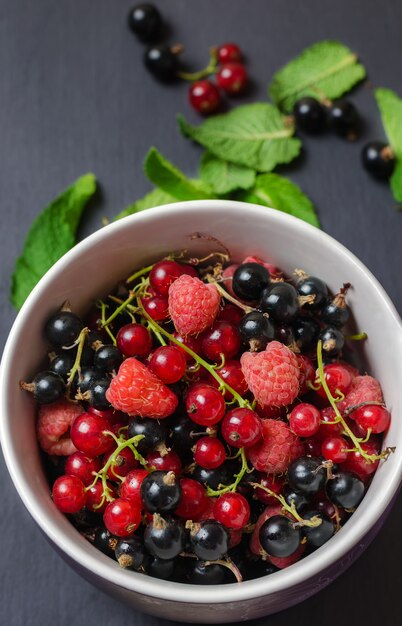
[94,527,118,557]
[144,514,185,560]
[329,100,359,138]
[128,417,168,453]
[275,325,295,345]
[49,352,75,382]
[362,141,396,180]
[115,536,145,570]
[319,326,344,357]
[191,462,235,491]
[326,472,365,509]
[144,44,178,81]
[320,298,349,328]
[259,515,301,558]
[238,311,275,351]
[284,487,310,513]
[44,311,84,348]
[87,378,111,410]
[74,367,105,394]
[94,345,123,373]
[302,511,335,548]
[189,520,229,561]
[293,97,327,133]
[232,263,270,302]
[187,560,225,585]
[288,456,327,494]
[128,4,162,41]
[259,283,300,323]
[21,371,65,404]
[141,471,182,513]
[293,317,320,352]
[296,274,328,309]
[143,555,175,579]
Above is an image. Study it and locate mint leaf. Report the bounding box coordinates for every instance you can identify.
[375,88,402,203]
[11,174,96,310]
[178,103,301,172]
[144,147,213,200]
[238,173,319,227]
[114,188,177,220]
[269,41,366,113]
[200,151,256,194]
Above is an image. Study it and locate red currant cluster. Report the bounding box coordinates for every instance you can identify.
[23,247,393,584]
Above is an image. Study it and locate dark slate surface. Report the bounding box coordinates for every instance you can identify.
[0,0,401,624]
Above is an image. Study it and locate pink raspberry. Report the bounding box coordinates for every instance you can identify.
[240,341,300,407]
[246,418,304,473]
[37,399,83,456]
[168,274,221,336]
[106,358,178,419]
[221,264,239,298]
[242,255,281,278]
[338,375,383,413]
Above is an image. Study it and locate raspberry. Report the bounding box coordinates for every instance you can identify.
[242,255,281,278]
[105,358,178,419]
[338,375,383,413]
[249,504,285,555]
[37,399,83,456]
[240,341,300,407]
[168,275,221,336]
[246,419,304,473]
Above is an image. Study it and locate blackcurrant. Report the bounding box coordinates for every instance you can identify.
[187,560,225,585]
[49,352,75,382]
[115,536,145,570]
[191,462,236,491]
[94,527,118,557]
[143,555,175,579]
[259,515,301,558]
[284,487,310,513]
[75,367,106,394]
[259,283,299,323]
[319,326,344,357]
[189,520,229,561]
[232,263,270,302]
[44,311,83,348]
[320,298,350,328]
[329,100,359,138]
[87,377,111,410]
[302,510,335,548]
[293,317,320,352]
[326,472,365,509]
[362,141,396,180]
[141,471,182,513]
[293,97,327,133]
[144,44,178,81]
[275,325,295,345]
[238,311,275,351]
[25,371,65,404]
[128,4,162,42]
[128,417,168,453]
[94,344,123,373]
[296,275,328,309]
[144,515,185,560]
[288,456,327,494]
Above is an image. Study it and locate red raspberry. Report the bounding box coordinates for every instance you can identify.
[168,275,221,336]
[105,358,178,419]
[338,375,383,412]
[249,504,284,555]
[221,264,239,298]
[240,341,300,407]
[37,399,83,456]
[246,419,304,473]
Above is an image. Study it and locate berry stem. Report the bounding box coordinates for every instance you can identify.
[250,483,322,528]
[102,287,142,327]
[207,277,254,313]
[206,447,251,496]
[345,332,368,341]
[176,48,218,82]
[126,264,155,285]
[98,300,117,344]
[66,327,90,386]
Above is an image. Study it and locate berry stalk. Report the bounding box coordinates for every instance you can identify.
[250,482,322,528]
[66,327,90,386]
[206,447,251,496]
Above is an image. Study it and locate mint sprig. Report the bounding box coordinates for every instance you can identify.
[269,40,366,113]
[374,88,402,204]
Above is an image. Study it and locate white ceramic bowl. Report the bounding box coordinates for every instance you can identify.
[1,200,402,623]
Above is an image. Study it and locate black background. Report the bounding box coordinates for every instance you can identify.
[0,1,401,624]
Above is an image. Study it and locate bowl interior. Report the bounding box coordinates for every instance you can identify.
[1,200,402,605]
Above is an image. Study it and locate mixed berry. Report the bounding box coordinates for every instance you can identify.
[22,240,394,584]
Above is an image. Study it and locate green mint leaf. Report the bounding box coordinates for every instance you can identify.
[178,103,301,172]
[114,188,177,220]
[144,147,213,200]
[200,151,256,194]
[269,40,366,113]
[10,173,96,310]
[374,87,402,203]
[238,173,319,227]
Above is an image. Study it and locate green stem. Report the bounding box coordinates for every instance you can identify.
[207,448,251,496]
[176,50,218,82]
[250,483,322,528]
[66,327,90,386]
[102,291,138,327]
[99,301,117,345]
[126,264,154,285]
[211,279,254,313]
[345,332,368,341]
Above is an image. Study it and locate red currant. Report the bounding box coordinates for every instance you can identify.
[174,478,208,520]
[87,407,128,426]
[213,359,248,399]
[119,468,148,506]
[297,354,315,395]
[317,407,343,439]
[193,436,226,469]
[116,323,152,358]
[64,452,101,486]
[86,480,117,513]
[103,498,142,537]
[289,403,321,437]
[149,346,187,384]
[316,363,353,399]
[254,474,285,505]
[304,437,322,457]
[103,447,138,481]
[213,492,250,530]
[185,383,226,426]
[189,80,221,115]
[170,331,202,364]
[201,320,241,362]
[142,295,169,321]
[146,449,182,474]
[343,439,380,481]
[217,304,244,325]
[149,260,185,295]
[221,408,262,448]
[321,436,349,463]
[352,404,391,434]
[217,63,248,94]
[52,475,87,513]
[217,43,242,64]
[70,413,113,457]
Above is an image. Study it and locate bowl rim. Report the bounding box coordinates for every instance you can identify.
[1,198,402,604]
